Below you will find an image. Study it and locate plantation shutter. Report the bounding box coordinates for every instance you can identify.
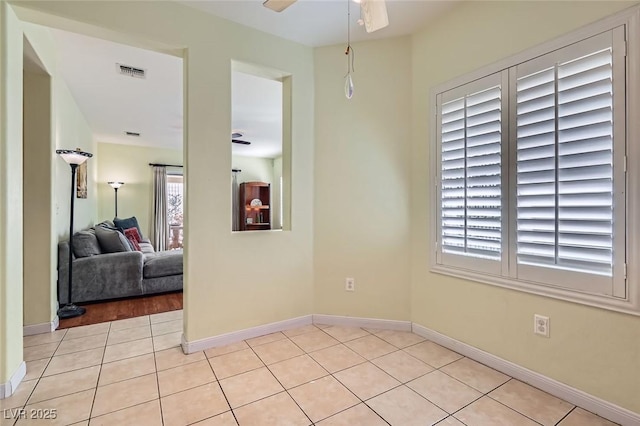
[514,30,625,294]
[438,73,505,274]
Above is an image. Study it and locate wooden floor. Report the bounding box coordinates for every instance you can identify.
[58,291,183,329]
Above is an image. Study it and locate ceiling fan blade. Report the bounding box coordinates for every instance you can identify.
[361,0,389,33]
[232,139,251,145]
[232,132,243,139]
[263,0,297,13]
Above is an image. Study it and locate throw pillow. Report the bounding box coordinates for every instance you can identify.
[124,227,142,243]
[72,230,102,258]
[113,216,143,238]
[95,225,132,253]
[123,227,142,251]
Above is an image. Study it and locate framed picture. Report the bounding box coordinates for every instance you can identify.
[77,162,87,199]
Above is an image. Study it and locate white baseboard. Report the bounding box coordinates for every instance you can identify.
[0,362,26,399]
[181,315,313,354]
[412,323,640,426]
[178,313,637,425]
[312,314,412,331]
[23,316,59,336]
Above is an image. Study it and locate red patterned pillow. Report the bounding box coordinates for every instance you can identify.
[124,227,142,251]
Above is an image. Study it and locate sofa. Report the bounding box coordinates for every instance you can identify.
[58,220,183,304]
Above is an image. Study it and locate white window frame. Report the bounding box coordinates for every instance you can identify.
[429,5,640,315]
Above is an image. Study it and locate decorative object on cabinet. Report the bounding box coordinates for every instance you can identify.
[239,181,271,231]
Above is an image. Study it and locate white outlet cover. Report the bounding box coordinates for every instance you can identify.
[345,278,355,291]
[534,314,550,337]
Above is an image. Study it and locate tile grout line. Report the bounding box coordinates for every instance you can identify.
[483,386,556,426]
[32,320,590,426]
[204,351,240,425]
[327,363,396,424]
[88,314,168,423]
[19,328,69,414]
[302,327,394,425]
[250,336,320,425]
[151,322,166,426]
[87,319,113,422]
[554,406,577,425]
[307,328,481,424]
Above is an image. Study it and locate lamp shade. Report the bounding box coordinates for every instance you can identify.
[56,148,93,165]
[108,182,124,189]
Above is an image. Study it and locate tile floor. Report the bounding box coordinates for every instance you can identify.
[1,311,618,426]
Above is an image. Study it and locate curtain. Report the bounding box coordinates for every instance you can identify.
[232,170,240,231]
[151,166,168,251]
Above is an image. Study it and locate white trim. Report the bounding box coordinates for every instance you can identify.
[23,316,59,336]
[0,362,26,399]
[180,314,413,354]
[431,264,639,316]
[312,314,412,331]
[412,323,640,426]
[181,315,313,354]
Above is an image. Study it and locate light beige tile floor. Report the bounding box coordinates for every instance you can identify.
[4,310,620,426]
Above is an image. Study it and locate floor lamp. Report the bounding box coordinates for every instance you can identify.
[108,181,124,217]
[56,148,93,319]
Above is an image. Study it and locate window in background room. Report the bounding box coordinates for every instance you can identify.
[432,17,637,314]
[167,174,183,249]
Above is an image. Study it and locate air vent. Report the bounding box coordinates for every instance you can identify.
[117,63,146,79]
[125,131,141,137]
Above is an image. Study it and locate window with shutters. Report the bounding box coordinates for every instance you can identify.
[431,12,640,314]
[437,73,507,276]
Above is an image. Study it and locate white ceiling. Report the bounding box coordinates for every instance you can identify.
[50,28,184,151]
[46,0,457,157]
[181,0,459,47]
[50,27,283,157]
[232,72,283,158]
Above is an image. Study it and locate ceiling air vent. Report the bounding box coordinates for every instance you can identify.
[117,63,146,79]
[125,131,141,137]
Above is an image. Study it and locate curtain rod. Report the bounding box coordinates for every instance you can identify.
[149,163,242,173]
[149,163,182,168]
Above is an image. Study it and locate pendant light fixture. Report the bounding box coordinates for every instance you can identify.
[344,0,355,99]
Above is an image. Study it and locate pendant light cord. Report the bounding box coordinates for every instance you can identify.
[345,0,355,76]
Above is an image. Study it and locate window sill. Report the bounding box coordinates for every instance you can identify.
[430,264,640,317]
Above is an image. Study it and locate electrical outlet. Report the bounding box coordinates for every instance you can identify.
[345,277,355,292]
[534,314,550,337]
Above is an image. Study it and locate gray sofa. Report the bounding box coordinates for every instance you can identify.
[57,224,183,304]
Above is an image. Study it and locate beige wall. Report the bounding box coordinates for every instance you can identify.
[6,0,315,344]
[53,80,96,237]
[21,22,97,328]
[232,155,274,185]
[314,36,412,320]
[0,0,24,385]
[97,142,183,237]
[22,23,99,239]
[23,69,53,327]
[411,1,640,413]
